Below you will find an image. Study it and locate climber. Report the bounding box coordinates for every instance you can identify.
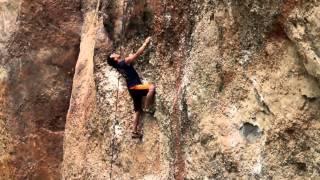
[107,37,155,139]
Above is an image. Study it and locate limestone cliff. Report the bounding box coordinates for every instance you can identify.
[0,0,320,179]
[0,0,81,179]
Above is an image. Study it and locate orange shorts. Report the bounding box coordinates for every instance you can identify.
[128,83,151,111]
[129,83,151,90]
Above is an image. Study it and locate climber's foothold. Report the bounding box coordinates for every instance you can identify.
[131,132,143,139]
[143,108,156,115]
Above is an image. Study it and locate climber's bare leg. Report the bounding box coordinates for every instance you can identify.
[133,110,142,133]
[144,84,155,109]
[132,110,143,139]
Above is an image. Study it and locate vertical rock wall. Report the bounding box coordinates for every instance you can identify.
[0,1,21,178]
[68,0,320,179]
[62,0,99,178]
[1,0,81,179]
[0,0,319,179]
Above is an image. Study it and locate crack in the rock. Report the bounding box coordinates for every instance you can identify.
[253,87,274,115]
[300,94,320,110]
[246,75,274,116]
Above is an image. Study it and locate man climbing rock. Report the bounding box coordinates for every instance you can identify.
[107,37,155,139]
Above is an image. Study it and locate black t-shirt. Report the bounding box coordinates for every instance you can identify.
[116,60,142,88]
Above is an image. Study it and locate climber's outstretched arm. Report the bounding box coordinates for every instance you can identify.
[125,37,151,64]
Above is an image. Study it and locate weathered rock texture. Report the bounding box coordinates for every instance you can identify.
[62,0,99,178]
[1,0,81,179]
[1,0,320,179]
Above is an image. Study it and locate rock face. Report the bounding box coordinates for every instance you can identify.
[0,0,81,179]
[1,0,320,179]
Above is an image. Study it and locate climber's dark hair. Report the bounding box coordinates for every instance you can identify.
[107,53,118,68]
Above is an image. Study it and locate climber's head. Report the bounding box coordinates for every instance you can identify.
[107,53,121,68]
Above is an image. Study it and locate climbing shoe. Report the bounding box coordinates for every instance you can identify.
[143,107,156,115]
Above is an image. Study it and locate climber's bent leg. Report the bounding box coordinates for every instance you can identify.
[129,83,155,109]
[144,84,155,109]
